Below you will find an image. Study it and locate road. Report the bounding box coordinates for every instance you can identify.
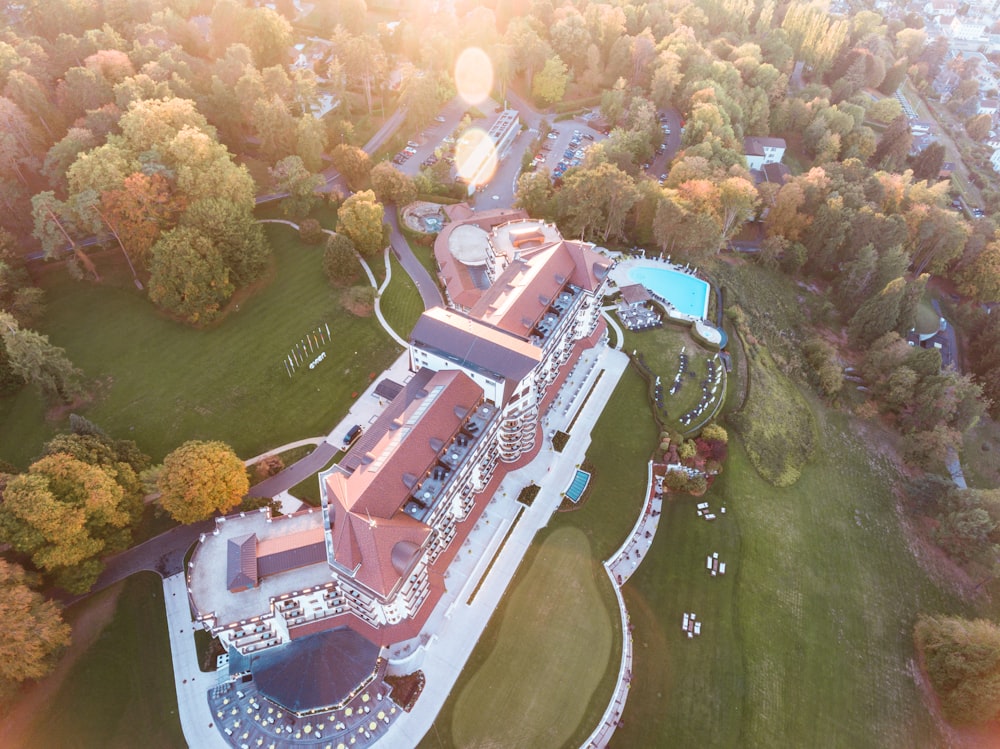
[385,206,444,309]
[247,440,341,498]
[56,519,215,607]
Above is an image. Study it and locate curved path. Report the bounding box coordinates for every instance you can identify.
[256,218,406,346]
[601,307,625,350]
[384,207,444,309]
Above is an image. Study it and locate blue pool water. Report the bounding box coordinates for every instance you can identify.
[565,470,591,503]
[628,266,710,319]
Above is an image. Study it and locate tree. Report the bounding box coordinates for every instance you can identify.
[966,113,992,141]
[369,161,416,206]
[32,191,98,280]
[514,170,555,219]
[870,115,912,172]
[323,233,361,286]
[0,559,71,701]
[157,440,248,524]
[0,312,84,404]
[330,144,371,191]
[909,142,945,182]
[915,615,1000,726]
[717,177,760,239]
[269,155,323,218]
[329,31,386,115]
[0,453,134,593]
[148,226,234,324]
[867,97,902,124]
[532,56,569,106]
[956,239,1000,303]
[337,190,385,257]
[849,276,906,346]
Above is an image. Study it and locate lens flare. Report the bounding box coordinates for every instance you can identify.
[454,127,498,188]
[454,47,493,106]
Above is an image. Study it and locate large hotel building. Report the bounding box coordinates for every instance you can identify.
[186,211,610,716]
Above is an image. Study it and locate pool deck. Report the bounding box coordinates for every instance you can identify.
[608,257,710,321]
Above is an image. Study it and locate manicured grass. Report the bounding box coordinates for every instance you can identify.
[0,224,403,467]
[25,573,184,749]
[450,527,614,748]
[380,251,424,337]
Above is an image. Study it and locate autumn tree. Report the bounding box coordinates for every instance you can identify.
[966,113,992,141]
[330,144,371,191]
[337,190,385,257]
[915,615,1000,726]
[533,56,569,106]
[848,276,906,346]
[0,453,135,593]
[909,142,945,182]
[157,440,248,524]
[870,114,912,172]
[0,559,71,701]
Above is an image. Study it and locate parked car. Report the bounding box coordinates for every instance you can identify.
[434,115,446,122]
[406,140,419,148]
[546,132,559,140]
[583,133,594,141]
[343,425,363,445]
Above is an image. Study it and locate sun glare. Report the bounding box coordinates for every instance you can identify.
[454,47,493,106]
[454,127,498,187]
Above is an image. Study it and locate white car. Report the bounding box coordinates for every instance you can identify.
[546,132,558,140]
[434,115,446,122]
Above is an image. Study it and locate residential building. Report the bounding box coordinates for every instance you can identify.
[743,136,786,171]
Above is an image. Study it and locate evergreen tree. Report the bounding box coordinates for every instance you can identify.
[909,142,945,181]
[870,115,912,172]
[849,276,906,346]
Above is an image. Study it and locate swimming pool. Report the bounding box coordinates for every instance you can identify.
[565,470,591,503]
[627,265,710,319]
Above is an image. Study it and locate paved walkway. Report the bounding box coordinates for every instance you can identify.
[162,572,231,749]
[601,307,624,350]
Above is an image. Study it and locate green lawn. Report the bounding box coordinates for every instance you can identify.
[614,404,970,748]
[450,527,614,749]
[380,251,424,338]
[0,224,403,467]
[24,573,184,749]
[624,324,721,431]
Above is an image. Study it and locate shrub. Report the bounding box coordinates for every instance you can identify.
[340,285,376,317]
[299,218,325,244]
[517,483,540,506]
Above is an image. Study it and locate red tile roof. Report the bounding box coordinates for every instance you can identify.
[324,369,484,597]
